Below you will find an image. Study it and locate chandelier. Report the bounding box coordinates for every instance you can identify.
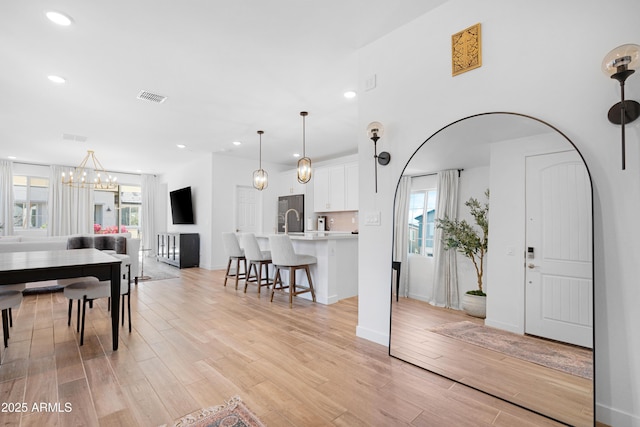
[61,150,118,189]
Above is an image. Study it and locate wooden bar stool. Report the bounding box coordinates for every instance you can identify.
[268,234,316,308]
[222,232,247,290]
[240,233,272,295]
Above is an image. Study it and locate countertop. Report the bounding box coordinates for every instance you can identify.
[256,231,358,241]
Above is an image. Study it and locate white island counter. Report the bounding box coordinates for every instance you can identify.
[255,232,358,305]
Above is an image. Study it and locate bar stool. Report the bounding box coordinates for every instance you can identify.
[222,232,247,289]
[268,234,316,308]
[240,233,272,295]
[0,290,23,355]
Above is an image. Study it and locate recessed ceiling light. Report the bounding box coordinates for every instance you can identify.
[293,153,300,158]
[46,11,73,26]
[176,144,186,149]
[344,91,357,99]
[48,75,66,84]
[8,156,16,160]
[232,141,241,146]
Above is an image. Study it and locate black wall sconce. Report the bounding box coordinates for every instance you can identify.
[602,43,640,170]
[366,121,390,193]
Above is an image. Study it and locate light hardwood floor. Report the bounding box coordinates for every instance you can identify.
[390,298,593,427]
[1,267,578,426]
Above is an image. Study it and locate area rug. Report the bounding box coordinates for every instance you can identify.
[430,321,593,379]
[169,396,266,427]
[138,258,180,282]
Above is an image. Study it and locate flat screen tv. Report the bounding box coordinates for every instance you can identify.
[170,187,194,224]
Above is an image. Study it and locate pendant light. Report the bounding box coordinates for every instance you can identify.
[253,130,268,190]
[297,111,312,183]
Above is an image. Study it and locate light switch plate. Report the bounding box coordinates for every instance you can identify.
[365,74,377,91]
[364,211,381,226]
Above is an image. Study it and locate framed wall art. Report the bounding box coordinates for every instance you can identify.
[452,23,482,76]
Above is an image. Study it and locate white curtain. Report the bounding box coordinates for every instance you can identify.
[0,160,14,236]
[393,176,411,298]
[431,170,460,308]
[141,174,158,255]
[48,165,94,236]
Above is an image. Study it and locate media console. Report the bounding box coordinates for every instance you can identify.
[157,233,200,268]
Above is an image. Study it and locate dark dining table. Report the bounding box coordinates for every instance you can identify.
[0,248,122,350]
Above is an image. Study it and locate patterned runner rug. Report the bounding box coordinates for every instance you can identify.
[168,396,265,427]
[431,320,592,379]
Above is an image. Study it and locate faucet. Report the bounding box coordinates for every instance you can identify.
[284,208,300,234]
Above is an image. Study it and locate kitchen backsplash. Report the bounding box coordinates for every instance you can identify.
[318,211,358,232]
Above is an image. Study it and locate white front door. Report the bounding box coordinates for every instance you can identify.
[236,186,259,233]
[525,150,592,348]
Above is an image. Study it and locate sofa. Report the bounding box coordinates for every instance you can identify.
[0,233,140,290]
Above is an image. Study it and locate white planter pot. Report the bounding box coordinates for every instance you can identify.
[462,293,486,318]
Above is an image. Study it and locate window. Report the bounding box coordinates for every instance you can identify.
[408,189,437,256]
[13,176,49,229]
[94,184,141,238]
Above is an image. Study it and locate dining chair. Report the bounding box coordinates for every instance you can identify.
[63,259,132,345]
[268,234,316,307]
[222,232,247,289]
[0,290,23,357]
[240,233,272,295]
[1,283,25,327]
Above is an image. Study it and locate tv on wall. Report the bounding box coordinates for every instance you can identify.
[170,186,194,224]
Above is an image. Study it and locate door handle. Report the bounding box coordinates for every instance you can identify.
[527,263,537,269]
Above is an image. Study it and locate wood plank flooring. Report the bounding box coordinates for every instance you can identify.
[0,267,583,426]
[390,297,594,427]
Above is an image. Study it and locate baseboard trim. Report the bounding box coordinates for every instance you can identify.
[597,402,640,427]
[356,325,388,346]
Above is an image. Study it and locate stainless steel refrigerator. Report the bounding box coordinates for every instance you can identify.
[277,194,304,233]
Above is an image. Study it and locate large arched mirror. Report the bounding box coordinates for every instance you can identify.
[389,112,593,427]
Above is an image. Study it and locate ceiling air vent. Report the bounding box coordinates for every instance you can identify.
[62,133,88,143]
[137,90,167,104]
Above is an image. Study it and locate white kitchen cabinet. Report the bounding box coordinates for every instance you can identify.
[280,169,305,195]
[345,162,359,211]
[314,163,358,212]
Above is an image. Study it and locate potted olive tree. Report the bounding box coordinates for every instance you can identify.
[436,189,489,318]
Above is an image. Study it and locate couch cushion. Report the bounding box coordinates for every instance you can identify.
[93,235,127,254]
[66,236,95,250]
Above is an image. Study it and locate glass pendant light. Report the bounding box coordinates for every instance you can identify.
[253,130,268,190]
[297,111,312,183]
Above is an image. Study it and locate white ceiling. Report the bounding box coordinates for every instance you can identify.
[0,0,447,175]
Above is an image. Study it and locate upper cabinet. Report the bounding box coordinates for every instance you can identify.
[314,162,358,212]
[345,162,359,211]
[280,169,306,195]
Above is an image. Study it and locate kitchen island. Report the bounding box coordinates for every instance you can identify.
[255,232,358,305]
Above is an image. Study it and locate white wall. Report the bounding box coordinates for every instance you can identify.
[160,154,213,268]
[356,0,640,424]
[209,154,287,269]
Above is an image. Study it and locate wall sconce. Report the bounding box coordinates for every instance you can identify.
[366,121,390,193]
[297,111,312,183]
[253,130,268,190]
[602,43,640,170]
